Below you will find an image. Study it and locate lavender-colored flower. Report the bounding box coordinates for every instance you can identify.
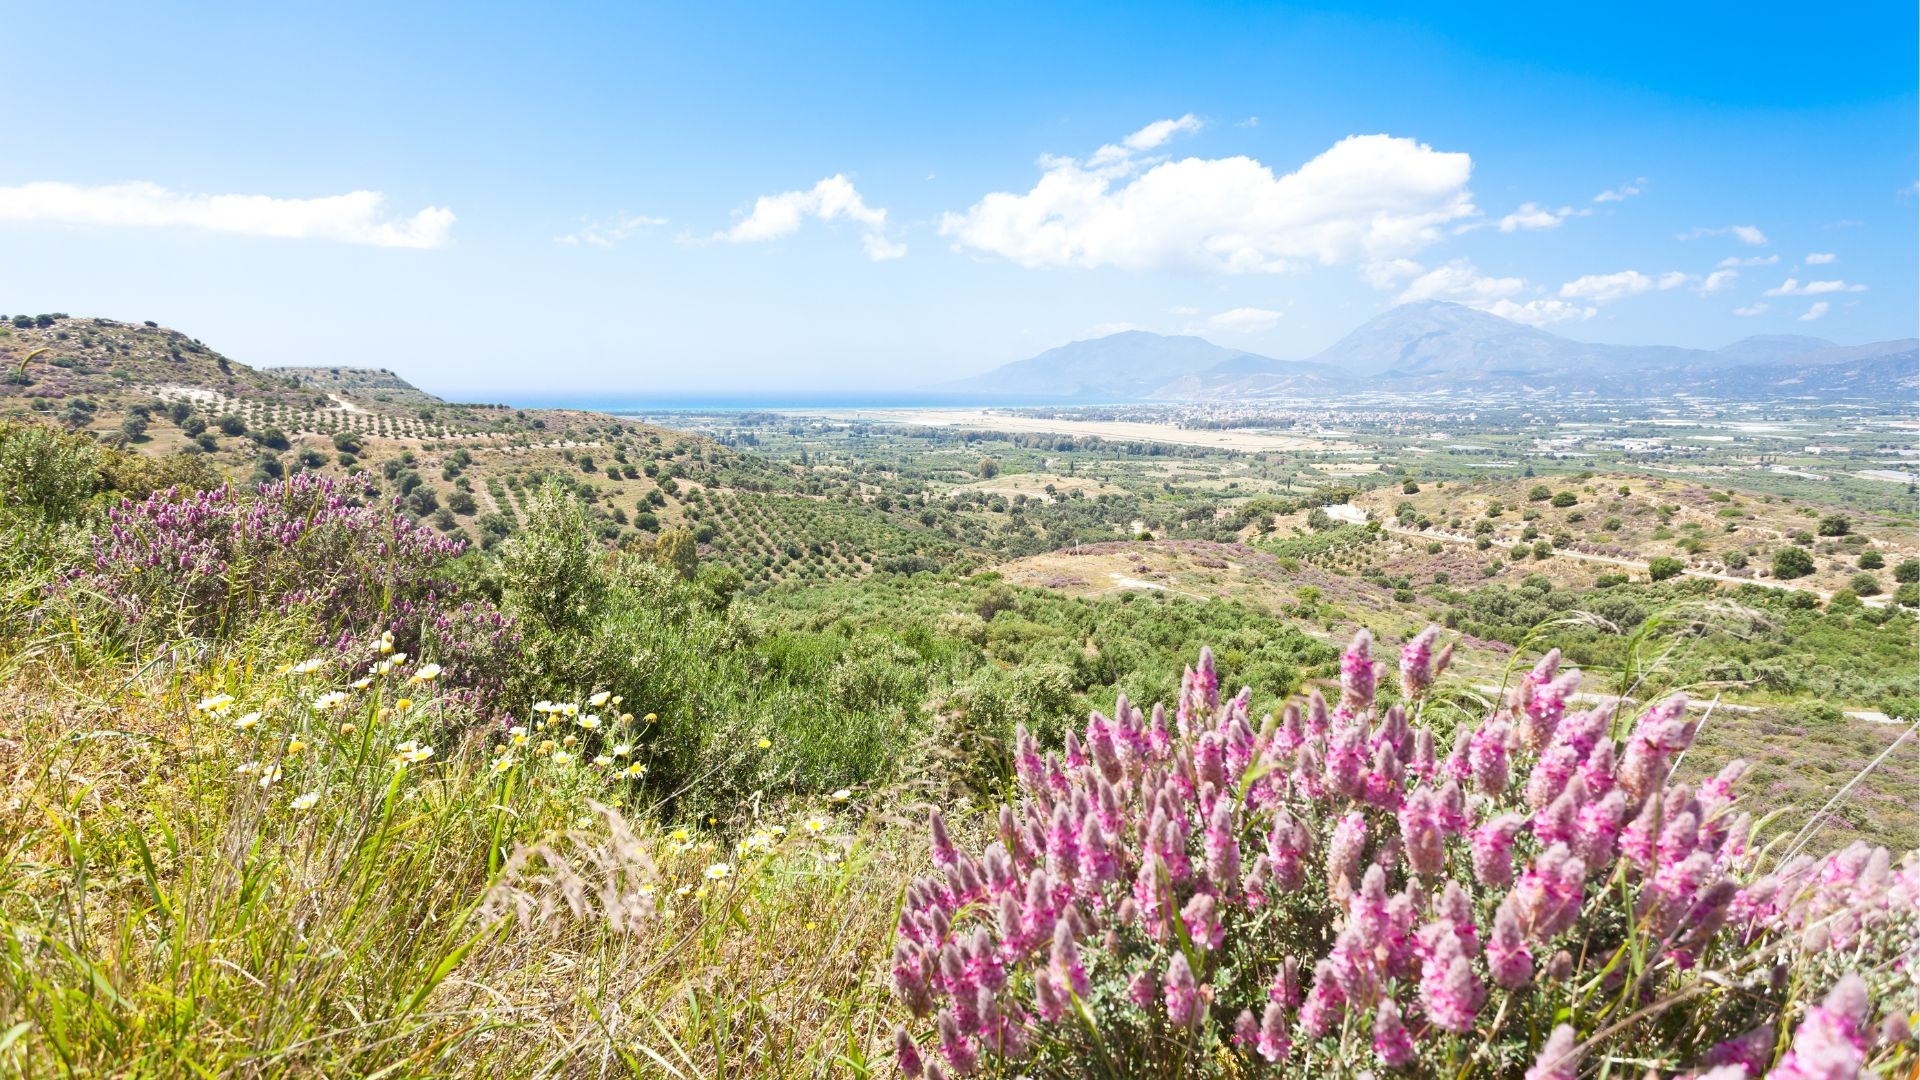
[1472,813,1525,889]
[1258,1001,1291,1063]
[1525,1024,1581,1080]
[1297,959,1346,1038]
[895,1024,924,1078]
[893,940,934,1016]
[937,1009,977,1075]
[1269,956,1302,1008]
[1341,629,1378,712]
[1373,997,1416,1068]
[1181,891,1224,951]
[930,808,958,869]
[1327,812,1369,896]
[1127,968,1157,1010]
[1485,897,1534,989]
[1233,1008,1259,1050]
[1701,1024,1776,1076]
[1203,797,1240,889]
[1770,974,1870,1080]
[1399,786,1447,876]
[1400,625,1440,700]
[1419,936,1482,1034]
[1163,952,1201,1027]
[1469,719,1512,796]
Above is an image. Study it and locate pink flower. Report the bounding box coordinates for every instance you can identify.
[1127,968,1156,1010]
[1469,719,1512,796]
[1203,797,1241,890]
[1328,812,1369,896]
[1770,974,1869,1080]
[930,808,958,868]
[1342,629,1378,712]
[1164,952,1201,1027]
[1472,813,1526,889]
[937,1009,977,1075]
[1373,997,1416,1068]
[1526,1024,1581,1080]
[1181,892,1224,952]
[1267,810,1309,893]
[1257,1001,1291,1062]
[1399,787,1446,876]
[1486,897,1534,989]
[895,1024,924,1078]
[1400,625,1440,699]
[1298,959,1346,1038]
[1419,934,1482,1034]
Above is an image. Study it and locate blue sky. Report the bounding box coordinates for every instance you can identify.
[1,1,1914,394]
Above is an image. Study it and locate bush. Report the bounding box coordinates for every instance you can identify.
[1894,559,1920,584]
[1849,572,1882,597]
[1817,513,1851,537]
[1549,491,1576,508]
[1772,546,1815,580]
[889,634,1918,1079]
[1857,550,1884,570]
[1646,556,1686,582]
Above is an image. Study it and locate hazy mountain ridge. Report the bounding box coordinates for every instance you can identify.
[953,301,1918,401]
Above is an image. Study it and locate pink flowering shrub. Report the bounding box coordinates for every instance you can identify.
[891,629,1919,1078]
[81,472,523,715]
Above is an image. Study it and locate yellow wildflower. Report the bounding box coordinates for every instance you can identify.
[703,862,732,881]
[291,791,320,811]
[408,663,442,685]
[196,693,236,715]
[232,711,262,731]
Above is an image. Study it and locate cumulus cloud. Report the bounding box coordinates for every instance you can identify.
[1762,278,1867,297]
[1124,114,1204,152]
[1387,259,1591,326]
[1733,302,1769,316]
[1592,178,1645,203]
[1680,224,1769,246]
[1207,306,1283,333]
[1804,252,1837,264]
[1558,269,1692,304]
[1799,301,1830,321]
[721,174,904,260]
[1479,298,1594,327]
[553,212,667,248]
[940,128,1476,274]
[1696,269,1738,294]
[1397,259,1527,304]
[1496,202,1591,232]
[1717,253,1778,268]
[0,180,453,248]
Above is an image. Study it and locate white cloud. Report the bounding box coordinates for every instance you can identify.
[1082,321,1142,338]
[1497,202,1591,231]
[1592,178,1645,203]
[1696,269,1738,294]
[1733,302,1769,317]
[0,180,453,248]
[1387,259,1592,326]
[721,174,904,261]
[1762,278,1867,297]
[1799,301,1830,321]
[1804,252,1837,264]
[1481,298,1594,327]
[553,212,667,248]
[1558,269,1692,304]
[1207,306,1283,333]
[1123,114,1204,152]
[1397,259,1526,304]
[940,131,1476,274]
[1679,224,1769,246]
[1717,254,1778,268]
[1169,305,1200,316]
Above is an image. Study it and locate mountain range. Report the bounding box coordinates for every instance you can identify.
[947,301,1918,401]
